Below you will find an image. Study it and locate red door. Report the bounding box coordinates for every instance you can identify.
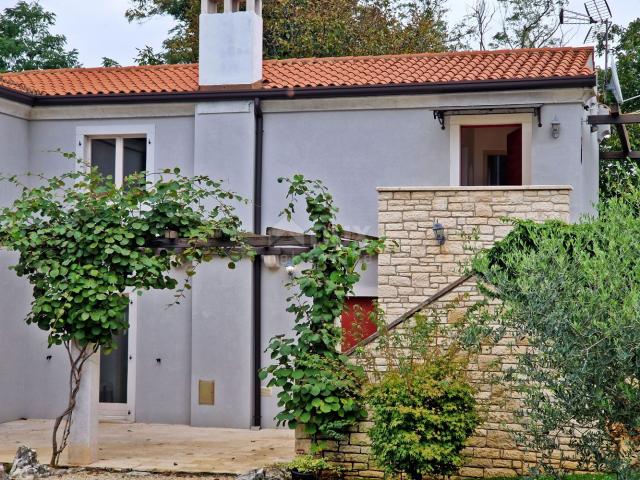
[506,127,522,185]
[341,297,377,352]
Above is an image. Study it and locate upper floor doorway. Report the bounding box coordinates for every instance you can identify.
[460,125,522,186]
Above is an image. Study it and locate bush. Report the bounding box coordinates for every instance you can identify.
[470,188,640,478]
[363,314,479,480]
[285,455,333,474]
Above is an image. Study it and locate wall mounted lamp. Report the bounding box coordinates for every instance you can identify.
[285,261,297,278]
[551,116,561,139]
[432,220,446,246]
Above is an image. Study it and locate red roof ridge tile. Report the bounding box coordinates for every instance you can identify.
[2,62,198,77]
[263,46,594,65]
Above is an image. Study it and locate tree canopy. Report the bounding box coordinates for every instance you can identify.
[0,1,79,72]
[126,0,453,64]
[457,0,568,50]
[599,18,640,200]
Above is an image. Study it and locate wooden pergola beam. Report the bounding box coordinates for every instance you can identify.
[600,151,640,160]
[610,105,632,156]
[590,105,639,161]
[265,226,377,242]
[588,113,640,125]
[148,227,378,254]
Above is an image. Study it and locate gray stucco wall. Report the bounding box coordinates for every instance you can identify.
[530,103,599,218]
[261,108,450,232]
[0,112,32,423]
[0,88,600,429]
[190,102,255,428]
[14,116,197,424]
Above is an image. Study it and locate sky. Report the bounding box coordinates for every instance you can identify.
[0,0,638,68]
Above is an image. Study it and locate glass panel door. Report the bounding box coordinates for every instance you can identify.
[99,310,129,404]
[99,299,136,423]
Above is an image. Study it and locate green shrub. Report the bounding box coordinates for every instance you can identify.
[285,455,333,474]
[364,316,479,480]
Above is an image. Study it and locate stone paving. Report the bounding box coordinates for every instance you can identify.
[0,420,294,475]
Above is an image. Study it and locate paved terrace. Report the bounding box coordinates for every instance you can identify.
[0,420,294,474]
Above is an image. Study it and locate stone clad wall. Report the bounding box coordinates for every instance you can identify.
[296,186,573,479]
[378,186,571,318]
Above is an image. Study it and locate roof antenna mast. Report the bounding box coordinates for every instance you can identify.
[560,0,612,95]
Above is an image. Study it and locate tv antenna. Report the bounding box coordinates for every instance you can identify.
[560,0,613,97]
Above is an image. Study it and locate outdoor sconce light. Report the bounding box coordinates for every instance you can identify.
[551,116,561,139]
[432,220,446,246]
[285,261,297,278]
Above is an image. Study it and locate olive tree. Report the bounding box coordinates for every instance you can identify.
[0,154,250,465]
[470,190,640,478]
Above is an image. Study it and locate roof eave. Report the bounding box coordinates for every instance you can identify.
[1,74,597,107]
[0,85,35,106]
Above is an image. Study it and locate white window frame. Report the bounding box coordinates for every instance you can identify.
[448,113,532,186]
[76,125,156,187]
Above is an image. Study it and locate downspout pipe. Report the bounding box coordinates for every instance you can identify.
[251,97,264,429]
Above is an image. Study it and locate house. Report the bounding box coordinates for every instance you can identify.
[0,0,599,443]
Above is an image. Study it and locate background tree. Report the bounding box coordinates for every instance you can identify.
[599,18,640,200]
[126,0,453,64]
[0,1,79,72]
[134,45,166,65]
[457,0,568,50]
[491,0,567,48]
[0,156,250,465]
[101,57,121,68]
[457,0,495,50]
[126,0,200,64]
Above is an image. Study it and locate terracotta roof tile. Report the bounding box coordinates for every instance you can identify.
[0,47,594,98]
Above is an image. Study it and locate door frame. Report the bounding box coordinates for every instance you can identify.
[449,113,533,186]
[99,292,137,423]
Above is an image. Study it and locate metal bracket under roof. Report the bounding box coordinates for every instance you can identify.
[432,104,544,130]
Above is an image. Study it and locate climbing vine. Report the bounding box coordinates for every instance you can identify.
[261,175,385,447]
[0,154,251,465]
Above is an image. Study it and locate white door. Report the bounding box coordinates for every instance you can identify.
[99,295,137,423]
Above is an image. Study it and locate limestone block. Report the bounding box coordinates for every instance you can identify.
[485,468,518,477]
[350,433,370,446]
[459,467,485,477]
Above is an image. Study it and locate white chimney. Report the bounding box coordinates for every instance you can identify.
[199,0,263,89]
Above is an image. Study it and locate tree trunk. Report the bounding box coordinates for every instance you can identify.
[407,468,422,480]
[50,342,98,467]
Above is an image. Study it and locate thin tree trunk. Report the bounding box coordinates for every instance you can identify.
[50,341,98,467]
